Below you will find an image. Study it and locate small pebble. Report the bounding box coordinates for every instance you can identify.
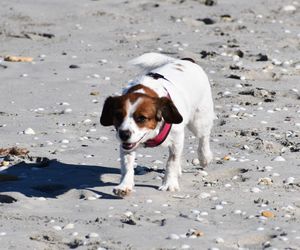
[53,226,62,231]
[284,177,295,184]
[24,128,35,135]
[83,119,92,124]
[62,108,72,114]
[199,192,211,199]
[234,209,242,215]
[153,160,163,164]
[222,91,231,97]
[92,74,100,78]
[261,210,275,218]
[198,170,208,176]
[124,211,133,217]
[215,205,223,210]
[191,209,200,214]
[0,161,9,167]
[283,5,296,12]
[258,177,273,185]
[87,232,99,238]
[59,102,70,106]
[0,232,7,236]
[60,139,70,144]
[264,166,273,171]
[69,64,80,69]
[215,237,225,243]
[192,158,200,166]
[64,223,75,229]
[167,234,180,240]
[37,197,47,201]
[272,156,286,162]
[251,187,261,193]
[181,245,190,249]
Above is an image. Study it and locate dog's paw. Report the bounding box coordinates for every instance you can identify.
[200,152,213,167]
[113,185,132,197]
[158,179,180,192]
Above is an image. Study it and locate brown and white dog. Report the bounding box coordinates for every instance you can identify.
[100,53,214,196]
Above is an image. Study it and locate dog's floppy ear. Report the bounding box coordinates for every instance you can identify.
[157,97,183,124]
[100,96,120,126]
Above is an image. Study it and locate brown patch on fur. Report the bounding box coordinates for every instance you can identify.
[133,97,160,129]
[101,84,183,130]
[101,92,160,129]
[175,63,184,67]
[126,84,158,98]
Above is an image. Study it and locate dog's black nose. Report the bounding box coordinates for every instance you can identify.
[119,130,131,141]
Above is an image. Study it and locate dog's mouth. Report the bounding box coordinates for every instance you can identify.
[121,142,138,151]
[120,133,147,151]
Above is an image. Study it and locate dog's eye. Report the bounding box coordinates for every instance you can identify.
[135,115,147,123]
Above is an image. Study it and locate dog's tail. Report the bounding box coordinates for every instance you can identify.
[129,52,176,72]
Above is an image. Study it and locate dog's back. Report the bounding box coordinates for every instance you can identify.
[130,53,214,125]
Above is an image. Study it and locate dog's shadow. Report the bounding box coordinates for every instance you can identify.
[0,159,123,200]
[0,158,162,200]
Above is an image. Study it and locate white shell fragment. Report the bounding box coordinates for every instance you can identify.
[215,237,225,243]
[60,139,70,144]
[282,5,296,12]
[284,177,295,185]
[62,108,72,114]
[215,205,224,210]
[251,187,261,193]
[87,232,99,238]
[272,156,286,162]
[199,192,211,199]
[64,223,75,229]
[192,158,200,166]
[53,226,62,231]
[24,128,36,135]
[167,234,180,240]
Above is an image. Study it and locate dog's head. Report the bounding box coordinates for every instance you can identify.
[100,90,182,151]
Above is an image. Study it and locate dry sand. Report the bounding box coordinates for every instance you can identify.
[0,0,300,249]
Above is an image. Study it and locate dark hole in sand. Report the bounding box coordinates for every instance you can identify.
[0,194,17,203]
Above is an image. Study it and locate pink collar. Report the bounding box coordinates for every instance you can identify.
[144,122,172,147]
[144,86,172,148]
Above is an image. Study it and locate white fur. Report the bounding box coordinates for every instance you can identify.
[114,53,215,194]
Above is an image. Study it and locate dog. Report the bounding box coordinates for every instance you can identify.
[100,53,214,196]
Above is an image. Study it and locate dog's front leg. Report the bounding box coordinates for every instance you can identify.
[113,147,135,197]
[159,132,184,192]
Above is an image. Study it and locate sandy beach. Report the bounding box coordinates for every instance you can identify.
[0,0,300,249]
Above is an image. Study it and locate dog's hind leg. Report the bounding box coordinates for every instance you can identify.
[198,134,213,167]
[188,110,214,168]
[159,131,184,191]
